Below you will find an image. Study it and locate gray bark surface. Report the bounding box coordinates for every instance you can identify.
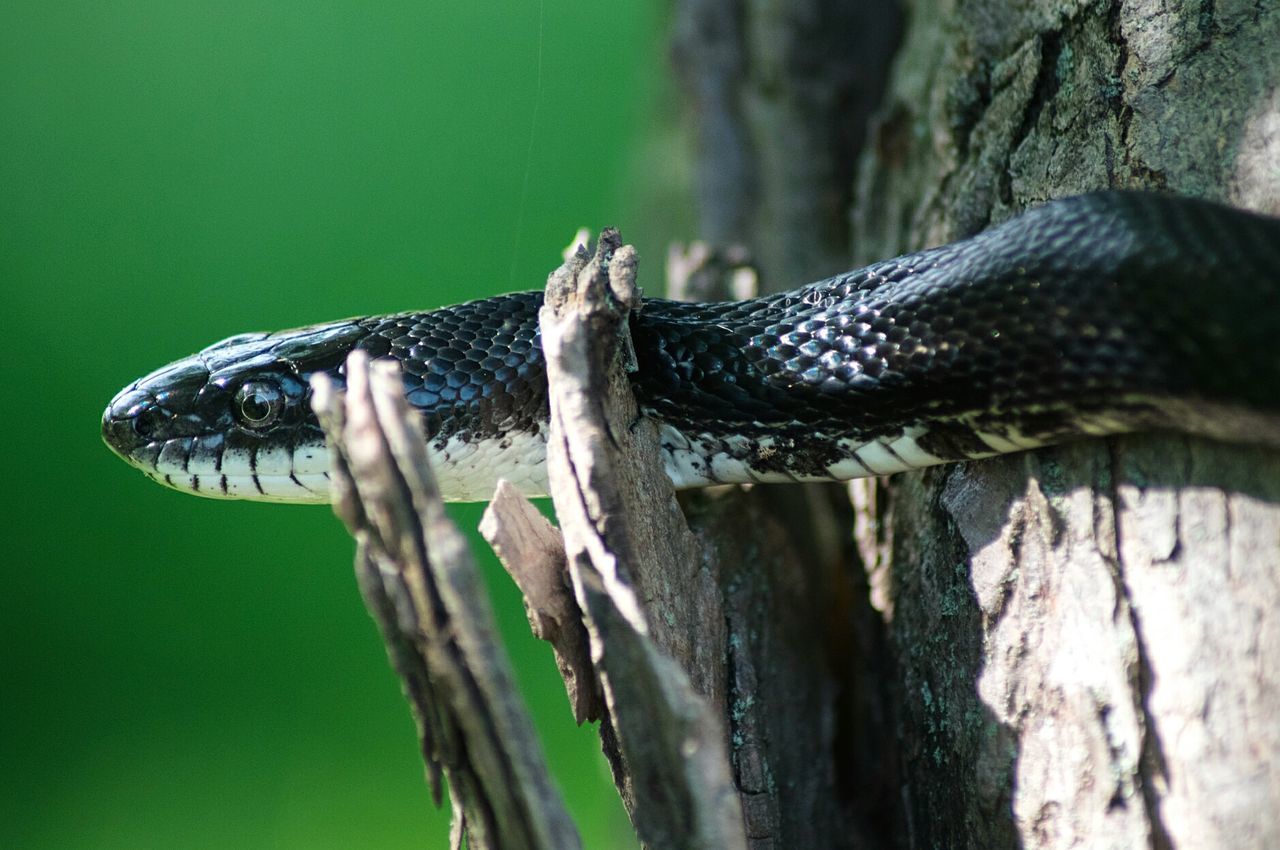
[850,0,1280,846]
[309,354,581,850]
[536,234,748,850]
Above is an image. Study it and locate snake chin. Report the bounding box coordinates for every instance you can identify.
[129,436,334,503]
[116,424,556,505]
[140,469,333,504]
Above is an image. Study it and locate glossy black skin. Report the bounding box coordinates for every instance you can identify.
[104,192,1280,478]
[631,191,1280,459]
[102,324,360,473]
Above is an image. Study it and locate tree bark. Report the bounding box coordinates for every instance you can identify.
[848,0,1280,846]
[310,354,582,850]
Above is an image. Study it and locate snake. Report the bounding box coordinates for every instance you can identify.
[102,191,1280,503]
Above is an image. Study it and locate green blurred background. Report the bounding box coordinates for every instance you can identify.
[2,2,689,847]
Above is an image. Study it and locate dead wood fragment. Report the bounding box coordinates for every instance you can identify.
[310,353,581,850]
[479,482,599,724]
[536,231,749,850]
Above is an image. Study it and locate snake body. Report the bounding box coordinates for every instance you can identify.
[102,192,1280,503]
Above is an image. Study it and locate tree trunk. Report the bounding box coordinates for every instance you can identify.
[844,0,1280,846]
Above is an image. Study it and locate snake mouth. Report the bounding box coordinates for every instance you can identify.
[102,417,333,503]
[137,466,333,503]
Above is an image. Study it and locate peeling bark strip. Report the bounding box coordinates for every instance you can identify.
[536,232,749,850]
[479,481,600,725]
[310,354,581,850]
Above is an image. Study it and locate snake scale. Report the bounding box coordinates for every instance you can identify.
[102,191,1280,503]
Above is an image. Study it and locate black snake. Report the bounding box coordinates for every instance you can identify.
[102,192,1280,503]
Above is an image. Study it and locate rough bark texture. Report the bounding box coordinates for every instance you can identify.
[536,234,748,849]
[309,354,581,850]
[849,0,1280,846]
[480,482,599,725]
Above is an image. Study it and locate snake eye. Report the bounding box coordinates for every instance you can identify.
[234,380,285,429]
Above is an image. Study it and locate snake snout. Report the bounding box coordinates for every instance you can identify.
[102,387,158,461]
[102,357,215,464]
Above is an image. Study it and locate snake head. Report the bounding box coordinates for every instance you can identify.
[104,293,555,503]
[101,322,367,502]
